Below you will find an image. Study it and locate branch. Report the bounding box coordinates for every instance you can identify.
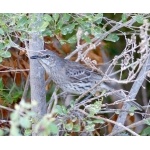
[0,105,14,112]
[28,14,47,135]
[65,18,136,60]
[112,52,150,133]
[109,117,150,136]
[20,74,30,103]
[78,109,139,136]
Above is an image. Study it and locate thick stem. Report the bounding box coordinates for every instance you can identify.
[112,53,150,134]
[28,14,47,135]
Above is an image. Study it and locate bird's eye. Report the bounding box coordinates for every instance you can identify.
[45,55,50,58]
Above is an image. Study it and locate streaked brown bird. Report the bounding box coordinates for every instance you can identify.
[30,50,144,111]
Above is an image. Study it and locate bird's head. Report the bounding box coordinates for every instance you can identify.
[30,50,58,71]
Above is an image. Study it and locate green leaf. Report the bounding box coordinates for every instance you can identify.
[141,127,150,136]
[18,16,28,26]
[85,124,95,132]
[86,101,102,115]
[54,105,67,115]
[94,13,103,24]
[0,28,4,35]
[67,35,77,44]
[53,14,59,22]
[82,35,91,43]
[19,117,31,129]
[135,15,144,24]
[73,124,81,132]
[0,43,5,49]
[44,14,52,22]
[40,21,49,31]
[20,101,32,109]
[93,119,105,124]
[122,14,128,22]
[26,111,36,118]
[0,129,4,136]
[10,125,21,136]
[65,122,73,131]
[145,119,150,125]
[0,50,11,58]
[57,19,64,29]
[0,57,2,63]
[81,22,91,30]
[61,23,76,35]
[12,91,23,103]
[57,14,71,28]
[105,34,119,42]
[91,26,102,38]
[86,120,93,124]
[42,29,53,37]
[10,112,19,121]
[59,39,66,45]
[69,100,75,108]
[129,106,137,116]
[62,14,71,22]
[49,122,59,134]
[0,78,4,89]
[24,129,32,136]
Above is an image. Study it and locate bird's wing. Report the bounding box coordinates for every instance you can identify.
[65,61,98,81]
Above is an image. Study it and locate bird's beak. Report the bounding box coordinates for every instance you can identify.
[30,55,41,59]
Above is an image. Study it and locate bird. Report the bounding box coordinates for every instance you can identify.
[30,50,144,111]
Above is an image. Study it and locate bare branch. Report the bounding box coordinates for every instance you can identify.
[78,109,140,136]
[109,117,150,136]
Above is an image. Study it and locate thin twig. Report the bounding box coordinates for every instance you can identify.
[47,87,59,113]
[0,104,25,116]
[20,75,30,103]
[0,105,14,112]
[65,18,136,60]
[112,19,150,133]
[78,109,139,136]
[141,80,148,106]
[112,52,150,133]
[50,90,58,115]
[109,117,150,136]
[0,69,29,72]
[0,119,11,124]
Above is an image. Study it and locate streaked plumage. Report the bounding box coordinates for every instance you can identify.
[30,50,143,111]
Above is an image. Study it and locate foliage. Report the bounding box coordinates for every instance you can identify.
[0,100,105,135]
[141,127,150,136]
[9,102,34,136]
[0,78,23,104]
[1,13,150,136]
[0,13,146,61]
